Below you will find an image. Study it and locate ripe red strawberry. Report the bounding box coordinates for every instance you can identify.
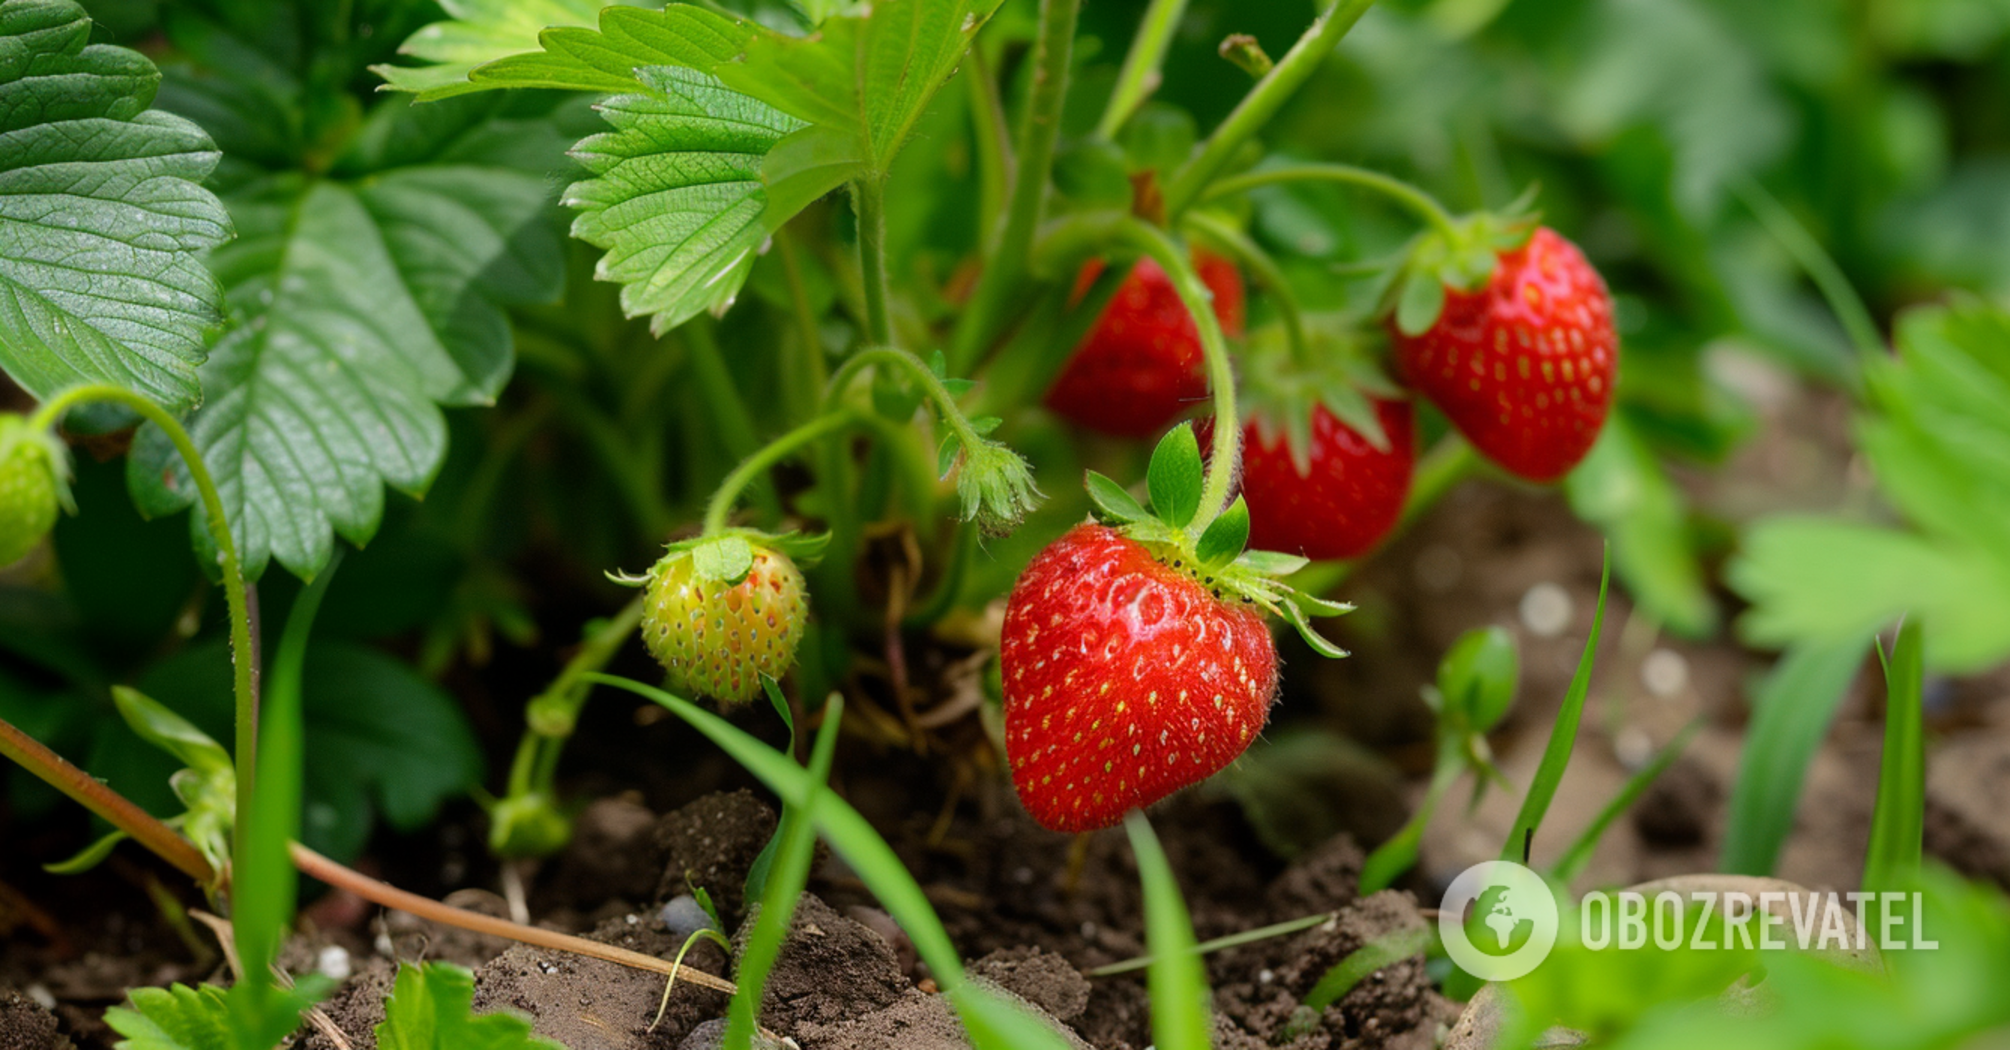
[1000,523,1278,832]
[1222,397,1417,561]
[1044,252,1245,439]
[1392,226,1616,481]
[640,540,808,704]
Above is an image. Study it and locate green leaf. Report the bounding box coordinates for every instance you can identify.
[1864,619,1927,896]
[110,685,232,777]
[691,534,754,584]
[565,65,810,335]
[1394,269,1445,337]
[1502,550,1609,860]
[1436,626,1520,733]
[1195,495,1250,566]
[1085,470,1149,523]
[1234,549,1308,576]
[376,962,560,1050]
[1282,599,1349,659]
[373,0,617,99]
[1565,415,1716,638]
[1303,925,1430,1011]
[715,0,1004,173]
[106,979,331,1050]
[1147,423,1203,529]
[127,95,565,581]
[742,675,799,903]
[458,4,762,96]
[44,828,129,874]
[935,431,964,479]
[1124,813,1211,1050]
[0,0,232,412]
[1719,633,1874,877]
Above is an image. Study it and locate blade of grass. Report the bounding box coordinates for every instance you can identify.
[1303,925,1429,1011]
[1124,812,1210,1050]
[725,694,842,1050]
[1549,718,1703,883]
[1719,632,1874,876]
[1863,619,1926,895]
[584,674,1073,1050]
[1086,911,1338,978]
[1501,551,1609,861]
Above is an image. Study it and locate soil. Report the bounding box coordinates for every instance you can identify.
[6,362,2010,1048]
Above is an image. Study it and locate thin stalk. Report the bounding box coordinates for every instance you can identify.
[703,411,866,535]
[289,843,735,991]
[684,321,782,520]
[29,385,258,829]
[950,0,1081,369]
[1734,179,1882,366]
[777,230,832,419]
[1182,209,1309,364]
[1087,909,1337,977]
[826,347,989,456]
[0,715,215,883]
[965,44,1013,250]
[1096,0,1188,139]
[1113,220,1241,531]
[1201,163,1461,241]
[853,174,895,348]
[1163,0,1380,220]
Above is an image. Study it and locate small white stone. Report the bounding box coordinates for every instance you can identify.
[1519,582,1573,638]
[316,945,352,982]
[1641,648,1689,699]
[1615,726,1654,770]
[25,984,55,1010]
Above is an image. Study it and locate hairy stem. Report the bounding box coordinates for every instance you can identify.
[1114,220,1241,531]
[950,0,1081,370]
[29,385,258,834]
[1202,162,1461,241]
[1163,0,1379,219]
[1096,0,1188,139]
[1182,210,1309,363]
[853,174,895,348]
[684,321,782,520]
[702,410,866,535]
[827,347,987,453]
[0,714,215,883]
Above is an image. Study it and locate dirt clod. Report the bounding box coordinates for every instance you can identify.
[0,987,66,1050]
[550,797,668,909]
[1264,834,1365,921]
[968,948,1089,1021]
[1632,755,1719,847]
[656,791,779,919]
[738,894,906,1038]
[472,913,728,1049]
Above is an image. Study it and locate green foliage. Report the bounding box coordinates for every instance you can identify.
[1503,553,1610,861]
[376,962,561,1050]
[1146,423,1204,530]
[105,979,330,1050]
[373,0,615,99]
[0,0,231,411]
[1733,297,2010,673]
[1863,620,1926,895]
[1719,633,1874,876]
[1435,625,1519,734]
[1565,415,1716,639]
[106,685,234,876]
[1551,718,1702,884]
[1125,812,1211,1050]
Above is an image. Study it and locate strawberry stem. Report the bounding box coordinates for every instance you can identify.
[1201,163,1463,242]
[1096,0,1189,140]
[853,173,895,347]
[28,384,258,859]
[1114,219,1242,534]
[1161,0,1380,220]
[1181,210,1310,364]
[702,409,869,535]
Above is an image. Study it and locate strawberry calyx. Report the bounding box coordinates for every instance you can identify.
[1081,422,1352,658]
[1235,317,1404,476]
[608,528,829,589]
[1387,199,1540,338]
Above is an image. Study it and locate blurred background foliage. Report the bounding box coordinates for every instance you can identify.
[5,0,2009,861]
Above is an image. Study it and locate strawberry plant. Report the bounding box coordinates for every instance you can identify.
[1,0,2009,1048]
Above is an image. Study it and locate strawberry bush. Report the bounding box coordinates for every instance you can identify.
[3,0,2010,1048]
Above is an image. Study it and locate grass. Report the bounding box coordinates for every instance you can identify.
[1864,619,1926,895]
[1125,812,1211,1050]
[1501,551,1610,862]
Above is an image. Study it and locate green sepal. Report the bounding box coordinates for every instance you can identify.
[1146,424,1204,529]
[1437,626,1520,733]
[1235,550,1309,576]
[1395,270,1446,337]
[1283,600,1350,659]
[936,432,963,480]
[112,686,232,778]
[691,535,756,585]
[1195,496,1250,568]
[1085,471,1151,524]
[45,829,130,875]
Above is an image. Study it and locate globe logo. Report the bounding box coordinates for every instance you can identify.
[1440,860,1560,981]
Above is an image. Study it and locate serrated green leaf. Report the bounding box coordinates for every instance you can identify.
[761,122,866,224]
[691,534,754,583]
[106,978,330,1050]
[1147,423,1203,529]
[1085,470,1149,523]
[376,962,560,1050]
[382,2,760,99]
[0,0,232,412]
[1195,495,1249,566]
[716,0,1004,173]
[1394,269,1445,337]
[372,0,616,99]
[565,65,806,335]
[126,96,565,581]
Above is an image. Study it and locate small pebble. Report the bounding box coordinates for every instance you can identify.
[1641,648,1688,699]
[316,945,352,982]
[1615,726,1654,770]
[1520,582,1573,637]
[26,984,55,1010]
[660,894,717,939]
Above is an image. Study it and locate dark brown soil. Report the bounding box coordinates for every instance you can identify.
[0,988,66,1050]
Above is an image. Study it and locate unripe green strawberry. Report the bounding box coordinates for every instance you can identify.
[0,415,65,566]
[640,538,809,704]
